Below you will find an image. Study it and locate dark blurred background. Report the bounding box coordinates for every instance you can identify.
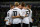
[0,0,40,27]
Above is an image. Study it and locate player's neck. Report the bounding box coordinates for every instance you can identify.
[15,7,18,8]
[23,7,26,10]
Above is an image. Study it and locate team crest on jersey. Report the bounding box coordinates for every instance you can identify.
[23,12,25,13]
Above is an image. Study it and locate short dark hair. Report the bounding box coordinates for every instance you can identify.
[21,2,25,7]
[27,4,31,8]
[10,4,14,7]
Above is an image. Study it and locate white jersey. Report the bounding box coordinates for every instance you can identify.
[12,8,21,24]
[20,9,26,17]
[12,8,20,16]
[29,9,32,23]
[29,9,32,18]
[20,9,30,17]
[5,17,10,25]
[5,9,13,25]
[20,9,30,24]
[24,9,32,23]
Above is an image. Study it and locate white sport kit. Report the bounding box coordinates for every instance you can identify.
[29,9,32,23]
[5,17,10,25]
[11,8,21,24]
[20,9,30,24]
[5,9,13,25]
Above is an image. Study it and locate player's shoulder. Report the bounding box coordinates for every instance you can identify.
[31,10,32,12]
[9,9,13,12]
[7,9,13,13]
[30,9,32,11]
[25,9,29,11]
[22,8,25,11]
[12,8,18,11]
[29,9,32,12]
[17,8,20,10]
[13,8,21,11]
[13,8,18,9]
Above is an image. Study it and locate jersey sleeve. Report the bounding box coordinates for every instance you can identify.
[29,10,32,18]
[5,10,13,20]
[5,17,9,20]
[7,10,13,18]
[7,11,9,17]
[9,11,13,17]
[8,10,13,23]
[5,10,10,20]
[30,10,32,18]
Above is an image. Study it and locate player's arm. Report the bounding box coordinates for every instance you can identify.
[31,11,34,21]
[4,20,8,21]
[12,14,22,18]
[12,15,19,18]
[12,16,16,18]
[12,15,21,18]
[4,17,8,21]
[16,16,24,19]
[11,14,19,18]
[12,10,21,18]
[25,14,27,17]
[16,16,21,18]
[31,10,34,22]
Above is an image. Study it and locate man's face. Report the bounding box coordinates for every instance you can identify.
[12,6,14,8]
[19,5,23,9]
[11,6,14,9]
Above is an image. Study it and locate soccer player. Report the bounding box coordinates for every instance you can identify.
[19,2,30,27]
[4,4,14,27]
[21,2,30,27]
[11,2,21,27]
[27,4,33,27]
